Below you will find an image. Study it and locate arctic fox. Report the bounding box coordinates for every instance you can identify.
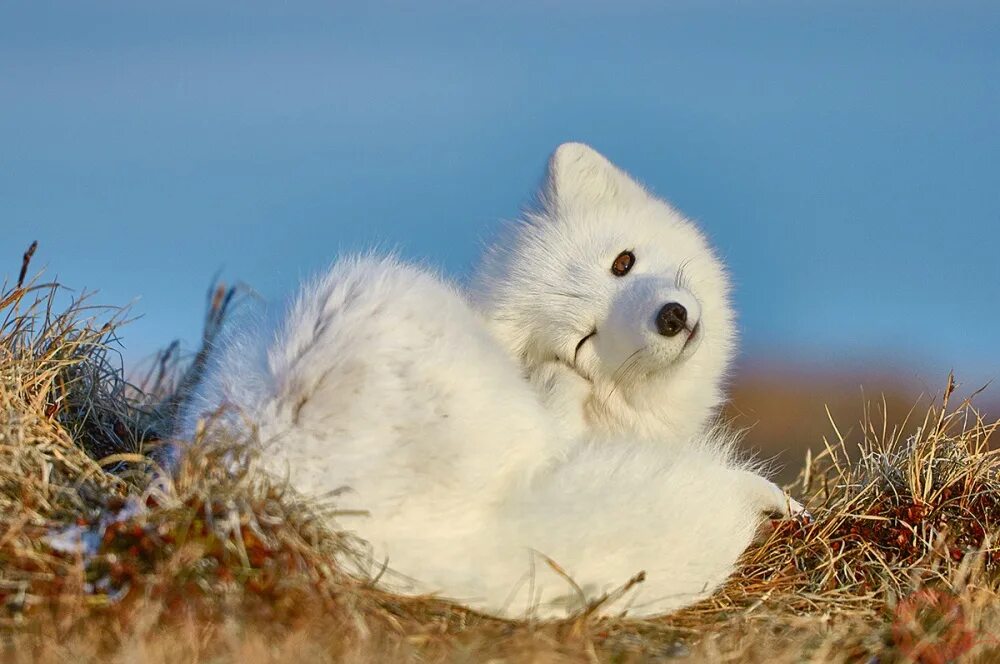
[178,143,804,619]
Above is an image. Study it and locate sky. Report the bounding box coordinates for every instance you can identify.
[2,1,998,397]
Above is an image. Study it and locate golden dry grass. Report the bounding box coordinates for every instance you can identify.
[2,249,998,663]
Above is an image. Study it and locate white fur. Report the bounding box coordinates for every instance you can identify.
[177,143,803,619]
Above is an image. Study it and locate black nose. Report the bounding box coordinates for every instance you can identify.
[656,302,688,337]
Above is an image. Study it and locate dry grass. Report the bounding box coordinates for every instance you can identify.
[2,248,999,663]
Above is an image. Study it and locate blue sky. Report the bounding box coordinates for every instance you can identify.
[2,1,998,396]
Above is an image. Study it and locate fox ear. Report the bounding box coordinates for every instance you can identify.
[542,142,646,214]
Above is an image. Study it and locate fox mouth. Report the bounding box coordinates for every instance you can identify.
[557,329,597,381]
[574,329,597,365]
[566,322,699,382]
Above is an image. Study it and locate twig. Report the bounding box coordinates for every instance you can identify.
[17,241,38,290]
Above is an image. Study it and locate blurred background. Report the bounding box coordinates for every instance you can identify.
[3,1,998,475]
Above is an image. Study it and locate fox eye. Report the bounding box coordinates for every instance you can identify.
[611,250,635,276]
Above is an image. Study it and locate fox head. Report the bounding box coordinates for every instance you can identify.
[471,142,736,439]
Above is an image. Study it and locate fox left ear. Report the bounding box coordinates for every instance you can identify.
[543,142,647,214]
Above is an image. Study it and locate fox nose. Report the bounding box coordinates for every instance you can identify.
[656,302,688,337]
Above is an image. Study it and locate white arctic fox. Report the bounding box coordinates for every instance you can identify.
[178,143,804,619]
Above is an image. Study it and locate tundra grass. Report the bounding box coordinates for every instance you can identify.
[1,248,997,663]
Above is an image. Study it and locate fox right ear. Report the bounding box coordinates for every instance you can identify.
[542,142,647,214]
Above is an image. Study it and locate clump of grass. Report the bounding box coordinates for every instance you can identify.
[1,243,999,662]
[0,251,134,520]
[737,377,999,598]
[668,379,1000,661]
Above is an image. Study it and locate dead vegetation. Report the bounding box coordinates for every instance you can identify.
[1,245,998,662]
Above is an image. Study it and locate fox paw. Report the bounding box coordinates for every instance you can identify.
[759,477,811,522]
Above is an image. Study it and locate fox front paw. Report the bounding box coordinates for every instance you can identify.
[743,471,811,521]
[766,482,811,522]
